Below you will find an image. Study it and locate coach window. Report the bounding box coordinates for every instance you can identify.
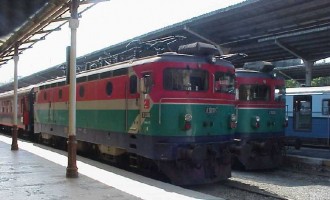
[44,91,47,100]
[79,86,85,97]
[58,89,63,100]
[106,82,113,96]
[129,75,137,94]
[322,99,330,115]
[214,72,235,94]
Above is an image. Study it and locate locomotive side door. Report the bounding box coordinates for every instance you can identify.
[127,71,153,134]
[138,72,153,134]
[48,88,54,124]
[127,74,139,134]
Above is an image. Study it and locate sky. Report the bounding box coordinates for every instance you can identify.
[0,0,245,83]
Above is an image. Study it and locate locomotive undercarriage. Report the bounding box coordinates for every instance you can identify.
[157,143,232,185]
[231,138,285,170]
[33,123,232,185]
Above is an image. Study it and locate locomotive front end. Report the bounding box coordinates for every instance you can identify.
[139,50,236,185]
[232,64,286,170]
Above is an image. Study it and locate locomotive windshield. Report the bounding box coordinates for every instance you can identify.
[238,84,270,101]
[214,72,235,94]
[163,68,208,91]
[275,85,285,102]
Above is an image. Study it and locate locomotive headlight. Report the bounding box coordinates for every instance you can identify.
[284,116,289,127]
[253,116,260,128]
[272,72,277,78]
[231,114,237,122]
[206,55,217,64]
[229,113,237,129]
[184,114,192,122]
[183,114,192,131]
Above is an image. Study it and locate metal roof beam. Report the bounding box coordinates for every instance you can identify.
[24,37,46,44]
[183,25,228,55]
[275,39,308,60]
[52,17,72,22]
[0,58,10,62]
[79,0,110,5]
[258,24,330,43]
[35,27,62,35]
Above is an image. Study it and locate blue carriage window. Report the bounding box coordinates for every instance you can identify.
[214,71,235,94]
[163,68,208,91]
[322,99,330,115]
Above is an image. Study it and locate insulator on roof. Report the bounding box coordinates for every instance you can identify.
[177,42,218,56]
[243,61,275,73]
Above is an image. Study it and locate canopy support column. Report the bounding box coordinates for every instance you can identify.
[11,43,19,151]
[303,60,313,87]
[66,0,79,178]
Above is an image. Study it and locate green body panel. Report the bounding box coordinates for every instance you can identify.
[35,103,235,137]
[36,109,138,132]
[236,108,285,135]
[141,104,235,136]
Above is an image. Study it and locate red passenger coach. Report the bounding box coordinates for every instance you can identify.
[0,85,35,134]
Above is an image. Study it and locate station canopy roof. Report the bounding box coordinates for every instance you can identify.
[0,0,102,67]
[0,0,330,93]
[81,0,330,67]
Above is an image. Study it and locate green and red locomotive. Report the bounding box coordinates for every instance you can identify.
[231,62,287,170]
[0,42,237,185]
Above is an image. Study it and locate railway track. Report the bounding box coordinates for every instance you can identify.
[4,132,329,200]
[223,180,288,200]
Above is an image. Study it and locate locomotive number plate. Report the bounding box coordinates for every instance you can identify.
[205,107,217,114]
[269,110,276,115]
[142,112,150,118]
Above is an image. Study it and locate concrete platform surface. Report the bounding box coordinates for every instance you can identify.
[0,134,222,200]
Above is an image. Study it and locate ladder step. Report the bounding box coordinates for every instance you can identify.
[129,154,138,168]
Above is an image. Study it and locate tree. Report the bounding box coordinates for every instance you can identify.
[285,79,299,88]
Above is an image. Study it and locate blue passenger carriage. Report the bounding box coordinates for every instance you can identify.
[286,86,330,148]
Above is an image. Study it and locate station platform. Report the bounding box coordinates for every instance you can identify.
[284,146,330,176]
[0,134,222,200]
